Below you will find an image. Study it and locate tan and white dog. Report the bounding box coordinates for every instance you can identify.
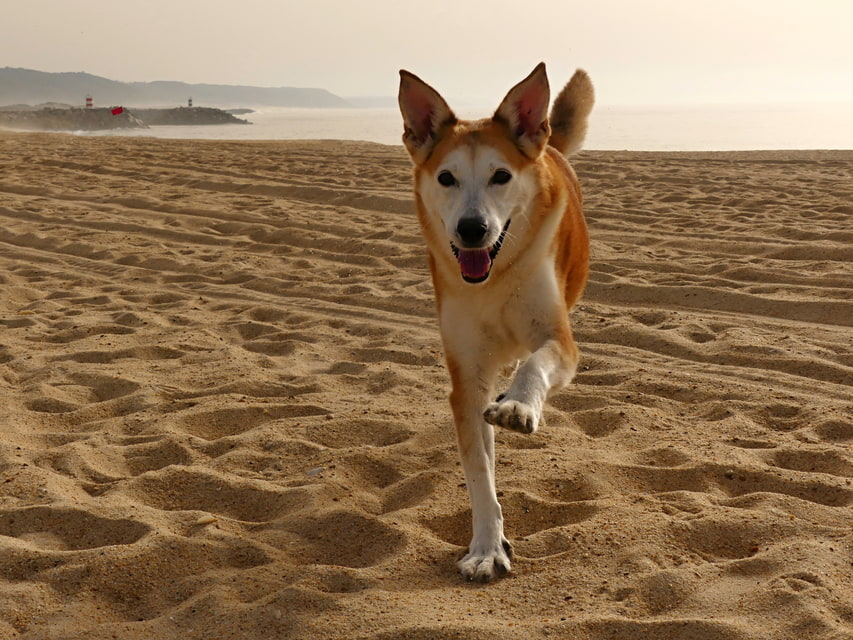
[398,63,594,582]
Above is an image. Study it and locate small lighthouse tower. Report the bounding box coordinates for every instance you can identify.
[188,97,193,108]
[85,95,93,108]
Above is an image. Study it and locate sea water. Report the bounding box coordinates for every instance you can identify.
[87,103,853,151]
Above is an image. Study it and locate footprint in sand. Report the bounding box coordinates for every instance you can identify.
[177,403,330,440]
[571,407,630,438]
[307,417,414,449]
[768,447,853,478]
[56,344,185,364]
[119,466,310,522]
[0,506,149,552]
[381,470,443,514]
[678,514,784,561]
[25,397,81,414]
[284,510,405,569]
[118,436,195,476]
[424,491,598,558]
[25,373,148,420]
[814,419,853,443]
[337,451,404,490]
[37,323,136,345]
[719,466,853,507]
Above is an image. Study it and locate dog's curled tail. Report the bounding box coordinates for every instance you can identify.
[548,69,595,157]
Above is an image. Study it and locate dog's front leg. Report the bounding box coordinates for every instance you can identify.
[446,350,512,582]
[484,324,579,435]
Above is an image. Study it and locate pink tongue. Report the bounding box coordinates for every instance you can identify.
[457,248,491,280]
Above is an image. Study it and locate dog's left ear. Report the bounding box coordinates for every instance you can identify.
[494,62,551,158]
[399,70,457,164]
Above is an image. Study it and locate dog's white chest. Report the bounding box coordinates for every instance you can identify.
[439,271,556,366]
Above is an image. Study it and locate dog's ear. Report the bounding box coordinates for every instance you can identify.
[399,70,457,164]
[494,62,551,158]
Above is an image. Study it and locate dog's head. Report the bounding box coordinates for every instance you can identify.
[398,64,553,285]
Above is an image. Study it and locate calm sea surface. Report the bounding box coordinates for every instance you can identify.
[88,103,853,151]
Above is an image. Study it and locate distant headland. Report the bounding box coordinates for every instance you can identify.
[0,67,358,132]
[0,67,351,109]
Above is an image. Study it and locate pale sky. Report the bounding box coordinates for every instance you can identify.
[3,0,852,106]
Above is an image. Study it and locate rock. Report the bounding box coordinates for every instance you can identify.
[0,107,146,131]
[133,107,251,126]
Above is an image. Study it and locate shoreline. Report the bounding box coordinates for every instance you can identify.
[2,129,851,157]
[6,101,853,149]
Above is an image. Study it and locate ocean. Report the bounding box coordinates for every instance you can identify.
[86,103,853,151]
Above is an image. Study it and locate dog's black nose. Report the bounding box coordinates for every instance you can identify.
[456,218,488,247]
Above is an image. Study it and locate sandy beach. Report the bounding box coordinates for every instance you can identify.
[0,130,851,639]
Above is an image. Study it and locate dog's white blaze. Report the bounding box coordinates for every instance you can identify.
[422,146,532,248]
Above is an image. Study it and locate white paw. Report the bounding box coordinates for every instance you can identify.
[483,399,539,434]
[458,538,513,582]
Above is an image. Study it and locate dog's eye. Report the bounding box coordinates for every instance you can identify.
[490,169,512,185]
[437,170,457,187]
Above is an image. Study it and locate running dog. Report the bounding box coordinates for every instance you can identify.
[398,63,594,581]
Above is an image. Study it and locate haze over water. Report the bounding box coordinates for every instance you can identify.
[86,103,853,151]
[7,1,852,150]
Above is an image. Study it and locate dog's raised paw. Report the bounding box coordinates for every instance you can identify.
[458,542,512,582]
[484,399,538,434]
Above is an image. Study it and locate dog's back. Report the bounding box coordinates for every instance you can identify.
[548,69,594,310]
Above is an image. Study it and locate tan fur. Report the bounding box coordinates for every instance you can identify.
[399,63,593,582]
[549,69,595,156]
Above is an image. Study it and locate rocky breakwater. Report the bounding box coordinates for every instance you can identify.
[0,107,147,131]
[0,106,250,131]
[134,107,250,126]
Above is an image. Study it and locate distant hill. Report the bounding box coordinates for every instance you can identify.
[0,68,352,108]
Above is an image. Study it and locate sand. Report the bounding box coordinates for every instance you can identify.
[0,130,851,639]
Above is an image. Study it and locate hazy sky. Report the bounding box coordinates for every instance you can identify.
[4,0,852,106]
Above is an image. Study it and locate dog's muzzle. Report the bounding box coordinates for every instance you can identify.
[450,219,511,283]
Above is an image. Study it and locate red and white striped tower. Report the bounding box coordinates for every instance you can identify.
[85,95,93,108]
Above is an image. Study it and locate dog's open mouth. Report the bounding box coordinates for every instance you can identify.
[450,220,511,284]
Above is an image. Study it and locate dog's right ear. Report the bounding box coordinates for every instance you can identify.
[399,70,456,164]
[494,62,551,159]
